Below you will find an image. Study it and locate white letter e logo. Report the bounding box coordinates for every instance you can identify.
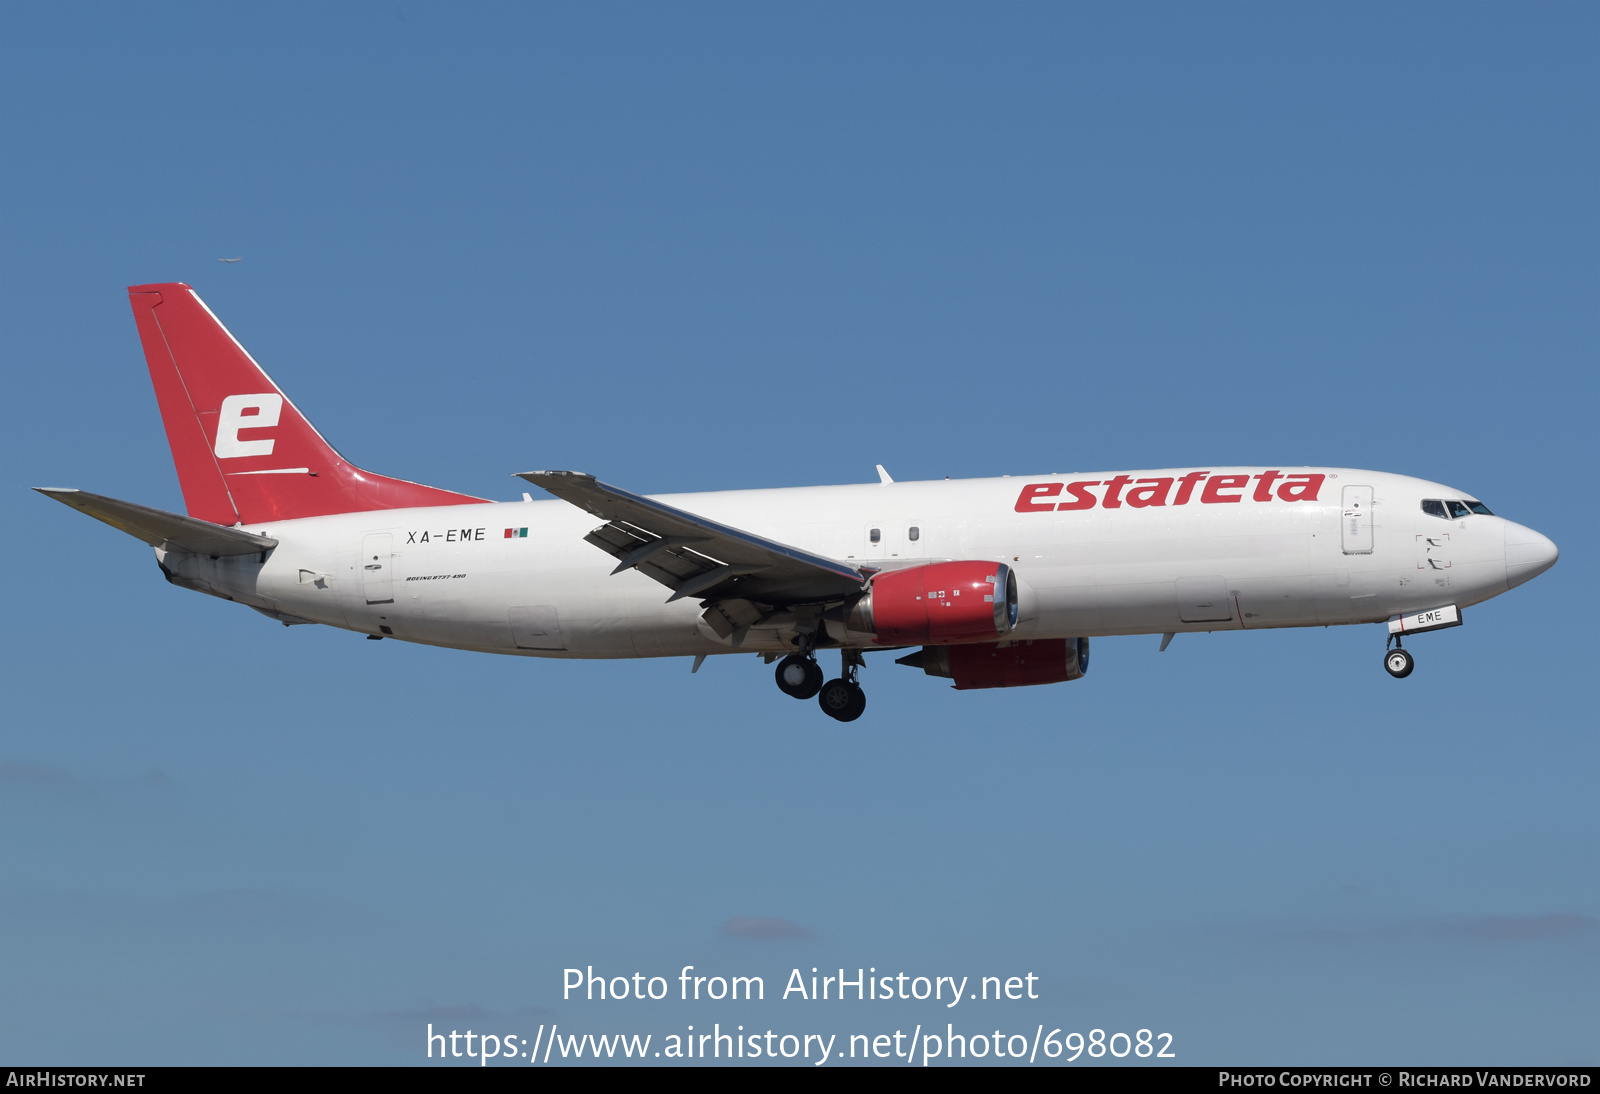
[214,393,283,458]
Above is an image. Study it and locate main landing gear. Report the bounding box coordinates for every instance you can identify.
[817,649,867,722]
[774,653,824,699]
[774,648,867,721]
[1384,634,1415,679]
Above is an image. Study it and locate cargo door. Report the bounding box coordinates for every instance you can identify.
[509,605,566,650]
[1177,576,1234,623]
[361,533,394,604]
[1341,485,1374,555]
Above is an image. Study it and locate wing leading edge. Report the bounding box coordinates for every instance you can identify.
[515,471,867,617]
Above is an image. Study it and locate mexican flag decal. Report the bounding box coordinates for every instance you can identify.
[504,527,528,539]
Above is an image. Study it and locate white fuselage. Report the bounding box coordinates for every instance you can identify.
[156,467,1544,658]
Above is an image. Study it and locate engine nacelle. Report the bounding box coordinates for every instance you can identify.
[897,637,1090,690]
[849,561,1016,645]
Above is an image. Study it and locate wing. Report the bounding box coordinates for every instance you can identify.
[36,488,278,556]
[515,471,866,607]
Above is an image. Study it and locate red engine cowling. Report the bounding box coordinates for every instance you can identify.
[898,638,1090,690]
[850,561,1016,645]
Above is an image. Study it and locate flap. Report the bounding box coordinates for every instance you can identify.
[35,488,278,556]
[516,470,865,605]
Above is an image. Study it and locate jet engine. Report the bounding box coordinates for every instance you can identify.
[847,561,1017,645]
[897,637,1090,690]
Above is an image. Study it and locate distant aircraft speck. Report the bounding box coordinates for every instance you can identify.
[218,257,242,263]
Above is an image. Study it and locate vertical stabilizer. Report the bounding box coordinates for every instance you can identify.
[128,283,482,525]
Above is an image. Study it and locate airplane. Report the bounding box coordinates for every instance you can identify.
[37,283,1560,721]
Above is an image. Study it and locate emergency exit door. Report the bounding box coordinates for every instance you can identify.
[1342,486,1373,555]
[362,533,395,604]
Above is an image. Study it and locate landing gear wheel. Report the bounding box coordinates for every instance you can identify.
[1384,648,1414,678]
[817,679,867,722]
[775,654,823,699]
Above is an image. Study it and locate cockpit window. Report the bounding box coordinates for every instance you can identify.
[1421,499,1448,519]
[1446,500,1471,519]
[1466,501,1493,516]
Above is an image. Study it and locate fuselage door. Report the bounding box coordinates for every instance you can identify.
[362,532,395,604]
[1341,486,1374,555]
[864,523,886,559]
[900,521,925,559]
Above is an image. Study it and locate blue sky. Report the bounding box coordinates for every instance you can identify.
[1,1,1595,1066]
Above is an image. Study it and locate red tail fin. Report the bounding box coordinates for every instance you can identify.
[128,283,483,525]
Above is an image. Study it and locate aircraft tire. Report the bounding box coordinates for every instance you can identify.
[818,679,866,722]
[775,654,823,699]
[1384,648,1414,678]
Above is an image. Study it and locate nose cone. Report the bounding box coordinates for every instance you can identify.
[1505,522,1559,589]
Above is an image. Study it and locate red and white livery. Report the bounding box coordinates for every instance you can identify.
[38,284,1560,720]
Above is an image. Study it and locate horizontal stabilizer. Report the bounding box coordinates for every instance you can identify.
[35,488,278,556]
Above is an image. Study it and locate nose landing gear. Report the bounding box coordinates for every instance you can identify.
[1384,634,1415,679]
[817,648,867,722]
